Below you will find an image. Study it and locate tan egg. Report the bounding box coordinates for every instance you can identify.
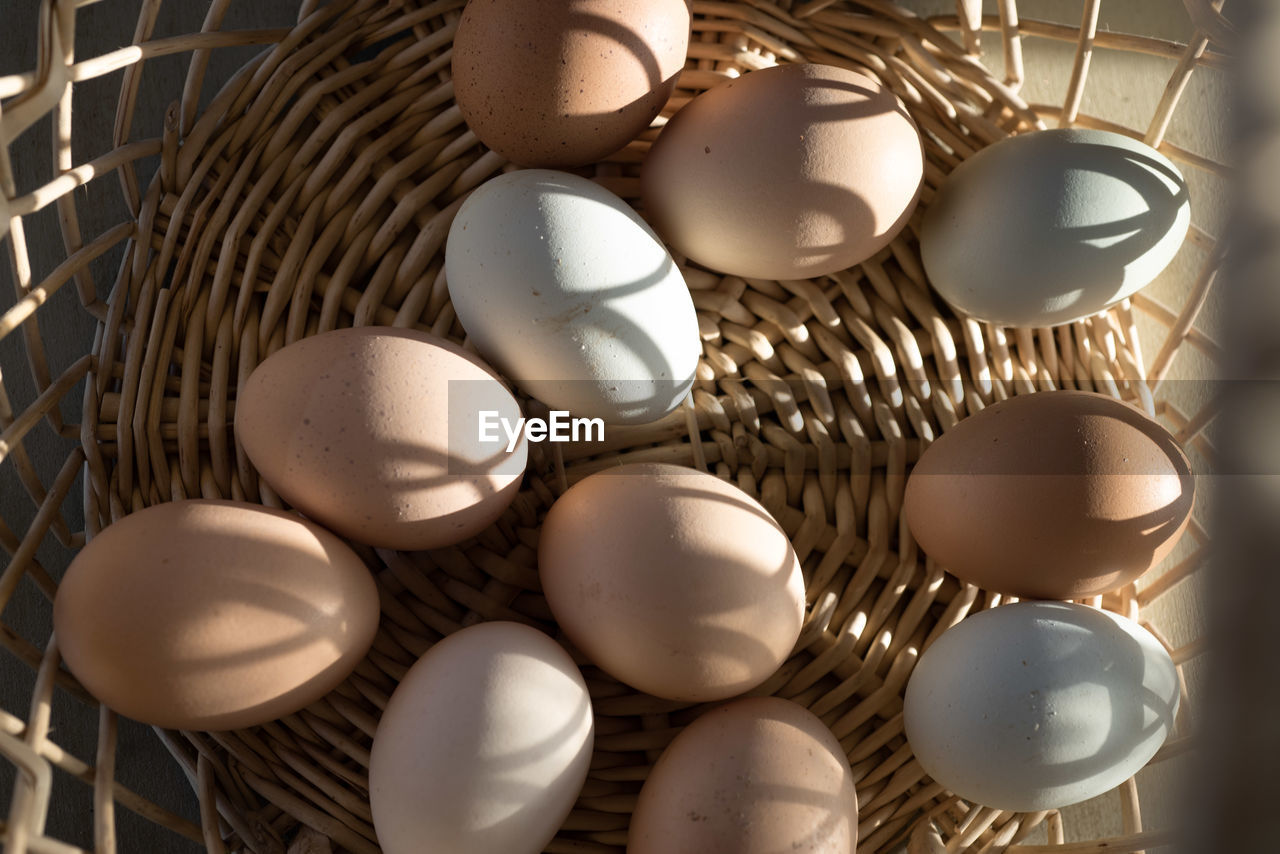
[235,326,526,550]
[903,391,1195,599]
[641,63,923,279]
[538,463,805,702]
[629,696,857,854]
[52,499,379,731]
[452,0,691,168]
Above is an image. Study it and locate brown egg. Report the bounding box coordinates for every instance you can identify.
[628,696,857,854]
[235,326,526,550]
[452,0,690,168]
[641,63,923,279]
[538,463,805,702]
[53,500,379,731]
[903,391,1195,599]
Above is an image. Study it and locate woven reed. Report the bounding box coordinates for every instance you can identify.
[0,1,1230,852]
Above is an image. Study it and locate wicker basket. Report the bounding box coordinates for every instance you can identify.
[0,0,1231,851]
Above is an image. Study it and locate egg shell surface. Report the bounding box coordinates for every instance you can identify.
[538,462,805,702]
[52,499,379,731]
[369,621,593,854]
[452,0,690,167]
[903,390,1194,599]
[445,169,700,425]
[628,696,857,854]
[920,128,1190,327]
[235,326,527,550]
[903,601,1179,812]
[640,63,924,280]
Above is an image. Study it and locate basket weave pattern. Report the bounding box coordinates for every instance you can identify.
[0,1,1230,852]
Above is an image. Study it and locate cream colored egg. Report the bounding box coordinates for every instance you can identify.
[369,622,593,854]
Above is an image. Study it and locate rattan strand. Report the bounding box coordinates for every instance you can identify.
[0,1,1228,852]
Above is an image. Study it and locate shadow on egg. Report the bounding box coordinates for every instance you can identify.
[57,504,380,732]
[629,698,858,853]
[942,468,1193,597]
[723,722,855,844]
[992,603,1177,791]
[439,656,594,842]
[453,0,689,168]
[269,429,524,548]
[558,546,802,704]
[1016,143,1189,308]
[904,601,1180,813]
[922,132,1191,327]
[539,466,807,703]
[640,67,922,280]
[903,391,1196,599]
[369,624,595,854]
[554,6,682,114]
[466,232,696,425]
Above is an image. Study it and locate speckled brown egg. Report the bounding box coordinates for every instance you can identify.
[903,391,1195,599]
[452,0,691,168]
[53,499,379,731]
[628,696,857,854]
[641,63,923,279]
[235,326,527,550]
[538,463,805,702]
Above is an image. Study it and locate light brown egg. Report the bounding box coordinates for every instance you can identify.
[538,463,805,702]
[452,0,691,168]
[235,326,526,550]
[641,63,923,279]
[53,499,379,731]
[903,391,1195,599]
[628,696,857,854]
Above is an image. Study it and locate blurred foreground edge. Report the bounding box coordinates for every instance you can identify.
[1192,0,1280,852]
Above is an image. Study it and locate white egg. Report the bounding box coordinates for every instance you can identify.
[920,128,1190,327]
[369,622,593,854]
[445,169,700,425]
[903,601,1179,812]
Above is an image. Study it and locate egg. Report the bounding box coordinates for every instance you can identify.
[452,0,690,167]
[629,696,857,853]
[538,463,805,701]
[445,170,700,425]
[903,391,1194,599]
[903,601,1179,811]
[235,326,527,550]
[369,622,593,854]
[52,500,379,731]
[920,128,1190,327]
[641,63,924,280]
